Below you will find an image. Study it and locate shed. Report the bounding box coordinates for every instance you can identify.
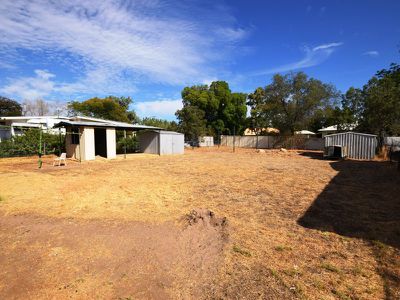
[199,136,214,147]
[324,132,377,160]
[138,130,184,155]
[54,120,160,161]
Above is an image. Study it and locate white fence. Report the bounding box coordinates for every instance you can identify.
[220,135,324,150]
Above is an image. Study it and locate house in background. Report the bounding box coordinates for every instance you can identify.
[0,116,69,142]
[318,124,357,137]
[243,127,280,136]
[295,130,316,138]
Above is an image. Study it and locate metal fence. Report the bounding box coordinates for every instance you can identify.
[220,135,324,150]
[324,132,377,160]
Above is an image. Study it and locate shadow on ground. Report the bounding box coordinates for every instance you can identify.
[298,160,400,299]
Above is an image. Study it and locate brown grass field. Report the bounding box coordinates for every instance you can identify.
[0,147,399,299]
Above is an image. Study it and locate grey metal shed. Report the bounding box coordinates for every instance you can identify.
[138,130,184,155]
[324,132,378,160]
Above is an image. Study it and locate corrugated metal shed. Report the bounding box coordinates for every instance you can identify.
[138,130,184,155]
[324,132,377,160]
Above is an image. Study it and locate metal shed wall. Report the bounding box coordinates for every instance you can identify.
[159,131,184,155]
[138,131,160,154]
[138,131,184,155]
[324,132,377,160]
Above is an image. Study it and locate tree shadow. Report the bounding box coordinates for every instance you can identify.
[298,160,400,299]
[297,151,325,160]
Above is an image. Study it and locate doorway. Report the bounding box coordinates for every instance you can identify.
[94,128,107,157]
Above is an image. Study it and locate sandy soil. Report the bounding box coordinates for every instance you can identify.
[0,147,399,299]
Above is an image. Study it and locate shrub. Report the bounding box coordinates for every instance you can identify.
[0,128,65,158]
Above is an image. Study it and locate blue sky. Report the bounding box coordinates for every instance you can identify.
[0,0,399,120]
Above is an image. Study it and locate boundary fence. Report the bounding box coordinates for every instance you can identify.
[220,135,324,151]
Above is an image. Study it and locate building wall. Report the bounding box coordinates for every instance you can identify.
[139,131,159,154]
[139,131,184,155]
[324,132,377,160]
[81,127,95,161]
[199,136,214,147]
[160,132,184,155]
[106,128,116,159]
[65,128,79,159]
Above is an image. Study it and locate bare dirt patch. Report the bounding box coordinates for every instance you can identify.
[0,209,227,299]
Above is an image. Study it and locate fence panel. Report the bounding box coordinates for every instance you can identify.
[220,135,324,150]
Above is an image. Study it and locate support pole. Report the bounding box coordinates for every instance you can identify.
[233,125,236,153]
[38,126,43,169]
[124,129,127,159]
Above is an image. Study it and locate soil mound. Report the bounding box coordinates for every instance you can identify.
[185,208,228,228]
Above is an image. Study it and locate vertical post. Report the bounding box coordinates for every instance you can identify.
[233,125,236,153]
[124,129,127,159]
[38,126,43,169]
[58,128,62,156]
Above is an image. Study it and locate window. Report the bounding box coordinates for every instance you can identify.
[71,128,80,144]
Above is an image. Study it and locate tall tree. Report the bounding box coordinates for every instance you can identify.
[248,72,340,134]
[23,99,50,116]
[175,106,206,142]
[358,63,400,138]
[0,96,22,116]
[176,81,247,137]
[67,96,138,123]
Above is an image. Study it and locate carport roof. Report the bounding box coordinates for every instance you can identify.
[54,120,161,130]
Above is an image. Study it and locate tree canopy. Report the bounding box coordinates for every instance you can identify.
[141,117,178,131]
[0,96,22,116]
[176,81,247,140]
[247,72,340,134]
[357,63,400,137]
[67,96,139,123]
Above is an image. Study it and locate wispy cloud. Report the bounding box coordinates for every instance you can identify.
[363,50,379,57]
[0,68,137,100]
[252,42,343,76]
[134,99,183,120]
[0,0,248,99]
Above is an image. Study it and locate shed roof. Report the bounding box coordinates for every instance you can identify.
[54,120,161,130]
[324,131,377,138]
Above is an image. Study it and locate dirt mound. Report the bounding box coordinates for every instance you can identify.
[185,208,228,227]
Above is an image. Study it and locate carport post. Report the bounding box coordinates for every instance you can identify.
[124,129,127,159]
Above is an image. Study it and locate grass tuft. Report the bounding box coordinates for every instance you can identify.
[321,263,340,273]
[232,245,251,257]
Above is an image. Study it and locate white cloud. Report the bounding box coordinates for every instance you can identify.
[363,50,379,57]
[0,68,137,100]
[134,99,183,120]
[0,69,56,99]
[0,0,248,98]
[252,42,343,76]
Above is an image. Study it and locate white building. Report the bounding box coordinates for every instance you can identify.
[318,124,357,137]
[0,116,69,142]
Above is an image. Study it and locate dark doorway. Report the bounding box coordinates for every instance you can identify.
[94,128,107,157]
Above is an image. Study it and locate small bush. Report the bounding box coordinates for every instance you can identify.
[0,128,65,158]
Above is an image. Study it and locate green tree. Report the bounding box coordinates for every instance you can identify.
[0,96,22,116]
[141,117,178,131]
[358,63,400,138]
[177,81,247,137]
[248,72,340,134]
[175,106,206,142]
[67,96,138,123]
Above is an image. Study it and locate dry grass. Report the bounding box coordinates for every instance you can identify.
[0,147,399,299]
